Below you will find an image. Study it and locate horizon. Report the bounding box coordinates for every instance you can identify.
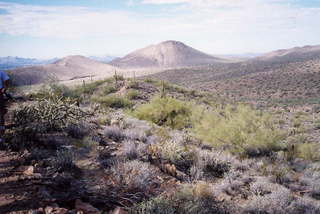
[1,0,320,58]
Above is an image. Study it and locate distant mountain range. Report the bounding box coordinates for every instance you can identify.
[88,55,116,63]
[0,57,58,71]
[6,41,320,97]
[0,55,116,72]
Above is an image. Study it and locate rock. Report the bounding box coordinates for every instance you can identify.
[75,199,101,214]
[28,208,43,214]
[45,206,54,214]
[53,207,69,214]
[16,165,34,176]
[110,119,119,126]
[25,166,34,176]
[109,207,128,214]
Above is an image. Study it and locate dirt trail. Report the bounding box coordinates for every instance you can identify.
[0,150,42,213]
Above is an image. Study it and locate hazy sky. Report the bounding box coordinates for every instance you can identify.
[0,0,320,58]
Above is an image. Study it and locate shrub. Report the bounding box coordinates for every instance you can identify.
[192,104,284,156]
[110,160,157,191]
[245,185,292,213]
[159,140,188,164]
[130,196,175,214]
[293,118,302,128]
[286,197,320,214]
[122,140,138,160]
[133,96,192,129]
[53,149,76,172]
[103,85,117,94]
[297,143,320,161]
[65,123,90,139]
[130,183,230,214]
[73,79,110,96]
[192,149,230,179]
[124,128,147,142]
[127,80,140,89]
[126,89,139,100]
[92,95,133,109]
[104,126,125,141]
[143,78,157,84]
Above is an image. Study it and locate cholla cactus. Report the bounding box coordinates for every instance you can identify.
[13,94,91,132]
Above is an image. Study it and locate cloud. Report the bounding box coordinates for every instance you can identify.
[0,0,319,55]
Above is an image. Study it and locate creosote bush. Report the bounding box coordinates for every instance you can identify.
[133,96,192,129]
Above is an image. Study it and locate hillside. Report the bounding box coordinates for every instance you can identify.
[255,45,320,63]
[10,55,119,86]
[110,40,228,69]
[147,45,320,107]
[1,77,320,213]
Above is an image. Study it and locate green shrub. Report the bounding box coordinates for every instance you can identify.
[292,118,302,128]
[192,104,284,156]
[133,96,192,129]
[72,79,111,97]
[143,78,157,84]
[92,95,132,109]
[127,80,140,89]
[126,89,139,100]
[103,85,117,94]
[297,143,320,161]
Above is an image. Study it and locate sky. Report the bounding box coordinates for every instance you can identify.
[0,0,320,58]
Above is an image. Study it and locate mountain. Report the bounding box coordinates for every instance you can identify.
[254,45,320,63]
[10,55,119,86]
[88,55,117,63]
[110,40,228,69]
[147,44,320,107]
[0,56,58,71]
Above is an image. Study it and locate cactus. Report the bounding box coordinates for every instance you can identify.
[13,93,91,132]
